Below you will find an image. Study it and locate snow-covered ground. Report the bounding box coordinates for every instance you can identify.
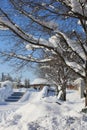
[0,85,87,130]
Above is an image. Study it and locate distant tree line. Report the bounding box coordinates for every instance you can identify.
[0,73,13,81]
[0,73,30,88]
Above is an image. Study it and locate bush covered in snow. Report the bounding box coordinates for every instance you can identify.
[0,80,13,102]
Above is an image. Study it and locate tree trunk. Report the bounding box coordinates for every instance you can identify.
[62,80,66,101]
[56,85,59,96]
[85,70,87,107]
[85,55,87,107]
[62,89,66,101]
[85,89,87,107]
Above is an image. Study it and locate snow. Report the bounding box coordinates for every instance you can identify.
[25,35,59,50]
[0,81,13,102]
[73,78,83,85]
[57,90,63,99]
[65,60,85,76]
[0,84,87,130]
[38,86,48,98]
[70,0,87,16]
[0,0,87,127]
[78,20,81,25]
[0,25,8,30]
[49,35,59,48]
[26,44,44,50]
[55,31,86,61]
[31,78,49,84]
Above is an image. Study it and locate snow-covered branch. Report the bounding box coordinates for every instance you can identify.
[0,0,87,80]
[10,0,56,31]
[0,51,53,63]
[65,60,85,77]
[55,31,86,62]
[0,16,86,78]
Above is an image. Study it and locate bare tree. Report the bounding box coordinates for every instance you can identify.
[0,0,87,106]
[39,54,79,101]
[39,58,67,100]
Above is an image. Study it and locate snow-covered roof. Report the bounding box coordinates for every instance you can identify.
[73,78,83,86]
[31,78,50,85]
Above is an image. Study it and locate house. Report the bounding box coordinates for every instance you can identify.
[30,78,56,92]
[73,78,85,98]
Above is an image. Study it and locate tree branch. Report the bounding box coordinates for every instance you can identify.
[0,51,53,63]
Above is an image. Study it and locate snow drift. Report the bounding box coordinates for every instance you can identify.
[0,81,13,101]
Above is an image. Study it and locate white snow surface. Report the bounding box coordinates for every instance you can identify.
[31,78,49,84]
[70,0,87,16]
[0,86,87,130]
[65,60,85,76]
[0,81,13,102]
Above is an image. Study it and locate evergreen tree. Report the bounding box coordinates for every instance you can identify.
[24,79,30,88]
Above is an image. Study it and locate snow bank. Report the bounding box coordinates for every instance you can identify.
[1,89,87,130]
[19,91,31,102]
[39,86,48,98]
[0,81,13,102]
[0,88,87,130]
[9,86,50,103]
[13,102,49,122]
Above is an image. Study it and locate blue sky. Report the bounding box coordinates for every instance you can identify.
[0,31,38,83]
[0,0,85,82]
[0,0,38,82]
[0,61,38,82]
[0,32,38,82]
